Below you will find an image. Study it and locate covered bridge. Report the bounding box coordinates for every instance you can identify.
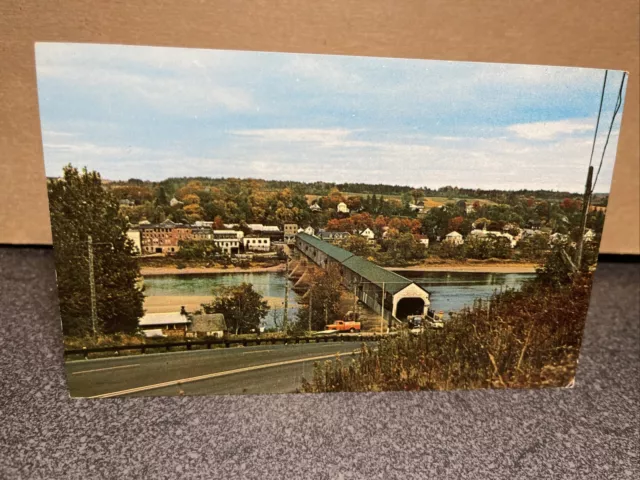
[295,233,430,323]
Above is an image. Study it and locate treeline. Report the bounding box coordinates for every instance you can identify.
[108,176,589,203]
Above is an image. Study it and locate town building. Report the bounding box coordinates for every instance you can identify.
[303,226,315,236]
[408,203,425,213]
[194,220,214,228]
[337,202,349,214]
[126,229,142,254]
[284,223,298,244]
[295,233,430,322]
[242,236,271,252]
[309,203,322,212]
[444,231,464,245]
[169,197,183,207]
[191,226,214,241]
[139,219,192,254]
[318,230,350,243]
[213,231,241,254]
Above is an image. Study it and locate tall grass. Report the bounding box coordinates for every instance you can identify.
[301,273,592,392]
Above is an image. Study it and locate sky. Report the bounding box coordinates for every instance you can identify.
[35,42,627,193]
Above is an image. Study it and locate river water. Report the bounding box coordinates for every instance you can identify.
[143,271,535,326]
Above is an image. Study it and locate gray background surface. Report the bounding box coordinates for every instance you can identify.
[0,248,638,479]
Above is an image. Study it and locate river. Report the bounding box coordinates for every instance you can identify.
[143,271,535,326]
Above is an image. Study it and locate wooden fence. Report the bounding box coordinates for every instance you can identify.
[64,334,380,360]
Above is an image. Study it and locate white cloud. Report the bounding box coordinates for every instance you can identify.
[507,119,596,140]
[36,44,255,114]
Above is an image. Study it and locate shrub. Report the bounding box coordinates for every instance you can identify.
[301,272,592,392]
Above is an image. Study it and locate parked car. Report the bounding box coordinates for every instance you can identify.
[326,320,361,333]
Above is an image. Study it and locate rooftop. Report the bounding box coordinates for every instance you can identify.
[139,312,190,326]
[341,255,415,295]
[297,233,427,296]
[297,232,354,263]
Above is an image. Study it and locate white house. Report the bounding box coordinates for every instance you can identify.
[465,205,476,214]
[309,203,322,212]
[242,236,271,252]
[304,226,315,236]
[469,229,517,248]
[416,235,429,248]
[337,202,349,214]
[445,231,464,245]
[360,228,375,242]
[408,203,425,213]
[584,229,596,242]
[169,197,183,207]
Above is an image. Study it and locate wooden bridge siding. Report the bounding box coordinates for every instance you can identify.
[294,240,395,323]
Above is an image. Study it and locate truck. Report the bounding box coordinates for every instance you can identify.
[325,320,361,333]
[407,311,445,332]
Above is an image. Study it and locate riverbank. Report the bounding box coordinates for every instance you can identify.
[140,260,538,276]
[141,263,286,276]
[390,262,539,273]
[144,294,294,314]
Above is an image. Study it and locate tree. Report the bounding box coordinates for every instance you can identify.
[47,165,144,336]
[518,233,550,262]
[295,265,344,331]
[340,235,375,258]
[448,216,464,233]
[200,283,270,334]
[377,232,426,266]
[176,240,221,261]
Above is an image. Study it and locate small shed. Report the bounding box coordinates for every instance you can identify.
[189,313,226,338]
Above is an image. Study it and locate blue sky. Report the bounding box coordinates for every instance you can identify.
[35,43,627,193]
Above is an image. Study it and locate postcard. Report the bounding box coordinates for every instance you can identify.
[35,42,627,397]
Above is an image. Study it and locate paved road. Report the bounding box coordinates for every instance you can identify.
[65,342,368,398]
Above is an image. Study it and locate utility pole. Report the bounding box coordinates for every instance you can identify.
[574,166,594,270]
[308,288,313,333]
[380,282,385,334]
[353,283,358,319]
[282,256,289,332]
[87,234,98,337]
[324,301,328,327]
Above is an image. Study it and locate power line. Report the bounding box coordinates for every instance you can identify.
[588,70,608,169]
[593,72,627,192]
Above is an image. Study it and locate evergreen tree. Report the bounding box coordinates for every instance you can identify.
[47,165,145,336]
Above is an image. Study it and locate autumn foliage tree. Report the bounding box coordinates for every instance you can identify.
[295,265,345,331]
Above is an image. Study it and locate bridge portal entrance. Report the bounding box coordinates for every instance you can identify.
[395,297,425,320]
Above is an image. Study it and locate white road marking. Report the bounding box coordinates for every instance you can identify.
[88,351,361,398]
[242,349,275,355]
[72,364,140,375]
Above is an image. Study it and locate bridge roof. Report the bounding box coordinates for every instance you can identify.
[341,255,415,295]
[297,233,355,263]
